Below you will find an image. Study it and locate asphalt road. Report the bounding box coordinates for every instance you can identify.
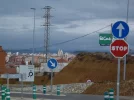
[10,93,134,100]
[11,93,104,100]
[1,91,133,100]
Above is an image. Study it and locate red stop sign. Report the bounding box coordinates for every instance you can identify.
[110,39,129,58]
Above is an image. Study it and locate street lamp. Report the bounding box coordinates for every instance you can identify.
[126,0,129,23]
[31,8,36,65]
[123,0,129,81]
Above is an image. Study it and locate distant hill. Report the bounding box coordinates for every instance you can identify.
[5,49,59,54]
[5,48,134,54]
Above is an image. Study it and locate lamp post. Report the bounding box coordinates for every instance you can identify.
[123,0,129,81]
[31,8,36,65]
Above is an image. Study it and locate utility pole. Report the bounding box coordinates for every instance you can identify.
[123,0,129,80]
[31,8,36,65]
[42,6,52,63]
[42,6,53,94]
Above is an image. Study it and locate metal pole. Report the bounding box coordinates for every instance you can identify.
[123,0,129,80]
[111,23,113,41]
[21,74,23,99]
[51,69,53,94]
[126,0,129,23]
[7,73,9,89]
[117,58,121,100]
[6,73,8,88]
[31,8,36,66]
[31,8,36,86]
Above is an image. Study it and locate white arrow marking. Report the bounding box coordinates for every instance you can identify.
[116,23,124,37]
[50,60,55,67]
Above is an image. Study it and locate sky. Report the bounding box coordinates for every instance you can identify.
[0,0,134,52]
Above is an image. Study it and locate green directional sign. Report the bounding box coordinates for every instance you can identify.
[99,33,112,46]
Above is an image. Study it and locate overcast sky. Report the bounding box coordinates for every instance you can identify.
[0,0,134,52]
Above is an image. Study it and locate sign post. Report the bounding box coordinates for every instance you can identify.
[47,58,58,94]
[21,74,24,99]
[19,65,34,97]
[117,58,120,100]
[51,69,53,94]
[7,73,9,89]
[19,65,34,82]
[1,74,22,89]
[111,21,129,100]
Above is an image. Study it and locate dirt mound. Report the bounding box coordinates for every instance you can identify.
[0,76,49,85]
[1,52,133,86]
[34,76,49,85]
[48,52,134,84]
[83,80,134,96]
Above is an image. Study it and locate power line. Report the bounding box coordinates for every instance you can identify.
[9,24,110,51]
[49,24,111,47]
[31,24,110,49]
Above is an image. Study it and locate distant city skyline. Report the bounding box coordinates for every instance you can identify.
[0,0,134,51]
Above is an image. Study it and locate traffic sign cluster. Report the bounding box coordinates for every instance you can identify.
[110,21,129,58]
[111,21,129,100]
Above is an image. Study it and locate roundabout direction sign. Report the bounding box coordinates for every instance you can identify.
[47,58,58,94]
[47,58,58,69]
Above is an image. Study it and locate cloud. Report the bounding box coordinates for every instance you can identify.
[54,18,134,36]
[0,0,134,51]
[0,16,43,32]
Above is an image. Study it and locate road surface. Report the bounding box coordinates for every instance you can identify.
[10,92,134,100]
[0,91,134,100]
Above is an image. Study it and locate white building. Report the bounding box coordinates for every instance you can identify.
[6,52,12,62]
[16,52,19,56]
[57,49,64,57]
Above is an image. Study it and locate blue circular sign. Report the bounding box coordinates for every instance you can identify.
[47,58,58,69]
[112,21,129,39]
